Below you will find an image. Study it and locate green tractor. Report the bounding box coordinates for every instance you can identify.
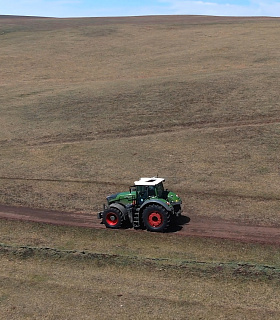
[97,177,182,232]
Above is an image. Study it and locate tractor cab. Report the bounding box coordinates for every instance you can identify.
[134,177,165,205]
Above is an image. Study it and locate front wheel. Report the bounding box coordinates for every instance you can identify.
[142,204,170,232]
[102,207,123,229]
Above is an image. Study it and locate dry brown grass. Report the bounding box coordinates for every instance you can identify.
[2,254,280,320]
[2,219,280,266]
[1,219,280,319]
[1,16,280,318]
[1,15,280,226]
[2,255,280,320]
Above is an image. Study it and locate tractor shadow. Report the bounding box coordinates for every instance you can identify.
[167,215,191,233]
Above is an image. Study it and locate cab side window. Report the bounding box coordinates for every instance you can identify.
[148,186,156,197]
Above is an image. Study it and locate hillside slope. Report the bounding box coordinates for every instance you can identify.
[1,15,280,225]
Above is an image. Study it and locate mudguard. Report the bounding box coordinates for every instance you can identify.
[140,199,172,213]
[109,202,128,218]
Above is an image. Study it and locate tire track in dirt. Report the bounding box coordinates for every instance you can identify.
[0,204,279,245]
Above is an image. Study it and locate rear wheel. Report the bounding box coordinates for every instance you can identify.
[142,204,170,232]
[102,207,123,229]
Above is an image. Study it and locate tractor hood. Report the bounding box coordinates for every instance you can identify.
[167,191,182,205]
[106,191,135,205]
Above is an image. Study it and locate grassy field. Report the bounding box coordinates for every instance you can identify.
[1,15,280,225]
[1,219,280,319]
[1,15,280,319]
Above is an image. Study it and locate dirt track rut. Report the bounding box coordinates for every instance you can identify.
[0,204,279,245]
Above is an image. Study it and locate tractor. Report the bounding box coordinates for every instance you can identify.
[97,177,182,232]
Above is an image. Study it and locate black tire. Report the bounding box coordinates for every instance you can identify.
[142,204,170,232]
[102,207,123,229]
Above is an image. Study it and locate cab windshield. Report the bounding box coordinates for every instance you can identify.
[155,182,164,198]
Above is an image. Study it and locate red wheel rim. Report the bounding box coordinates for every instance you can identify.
[105,212,119,226]
[148,212,163,228]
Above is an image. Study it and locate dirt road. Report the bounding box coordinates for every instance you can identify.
[0,204,279,245]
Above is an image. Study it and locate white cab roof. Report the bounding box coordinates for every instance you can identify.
[134,177,165,186]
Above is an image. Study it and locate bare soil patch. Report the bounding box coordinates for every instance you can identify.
[1,204,279,245]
